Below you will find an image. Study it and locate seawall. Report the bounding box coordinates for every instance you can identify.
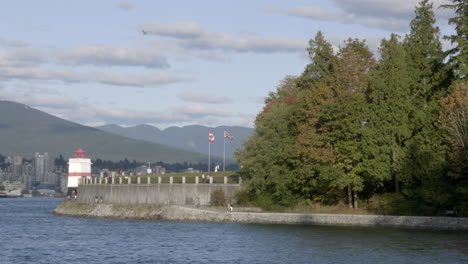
[54,203,468,230]
[76,184,239,206]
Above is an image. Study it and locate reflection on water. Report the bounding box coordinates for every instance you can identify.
[0,198,467,264]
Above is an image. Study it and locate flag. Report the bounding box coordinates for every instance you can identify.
[208,131,215,142]
[224,130,234,140]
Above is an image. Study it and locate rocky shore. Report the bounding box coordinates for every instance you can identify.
[54,202,468,230]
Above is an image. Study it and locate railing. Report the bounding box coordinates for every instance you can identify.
[78,175,242,185]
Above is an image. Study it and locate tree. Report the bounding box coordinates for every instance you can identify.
[236,76,302,207]
[363,34,413,195]
[292,32,339,204]
[442,0,468,80]
[439,82,468,214]
[400,1,450,208]
[439,82,468,176]
[320,39,376,208]
[298,31,335,88]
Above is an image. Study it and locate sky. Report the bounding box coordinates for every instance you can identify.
[0,0,455,129]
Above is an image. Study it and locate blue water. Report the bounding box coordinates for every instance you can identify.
[0,198,467,264]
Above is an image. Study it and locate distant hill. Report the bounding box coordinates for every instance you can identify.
[0,100,206,162]
[96,124,253,159]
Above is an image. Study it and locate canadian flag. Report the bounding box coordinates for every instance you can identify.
[208,131,215,142]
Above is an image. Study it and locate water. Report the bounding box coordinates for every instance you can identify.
[1,198,467,264]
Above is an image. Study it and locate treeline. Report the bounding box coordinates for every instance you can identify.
[53,155,238,173]
[236,0,467,216]
[91,159,238,173]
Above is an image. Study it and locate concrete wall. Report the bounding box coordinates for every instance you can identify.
[77,184,239,206]
[54,204,468,230]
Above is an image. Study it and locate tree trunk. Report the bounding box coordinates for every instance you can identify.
[353,191,358,209]
[347,185,353,208]
[395,176,400,193]
[392,150,400,192]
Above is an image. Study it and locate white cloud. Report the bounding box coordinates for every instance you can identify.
[0,48,47,67]
[0,41,193,87]
[267,0,453,32]
[142,22,207,39]
[331,0,452,20]
[0,67,190,87]
[177,104,233,118]
[141,22,307,53]
[1,86,253,128]
[117,1,135,11]
[267,6,407,32]
[58,44,169,68]
[0,38,28,47]
[177,92,232,104]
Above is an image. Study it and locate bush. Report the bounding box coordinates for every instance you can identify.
[253,193,278,211]
[368,193,440,216]
[368,193,406,215]
[234,187,251,206]
[210,190,225,206]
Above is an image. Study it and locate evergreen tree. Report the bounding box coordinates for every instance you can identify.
[399,0,451,211]
[365,34,413,193]
[292,32,340,203]
[320,39,376,208]
[298,31,335,88]
[442,0,468,80]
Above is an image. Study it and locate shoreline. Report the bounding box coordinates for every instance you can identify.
[54,203,468,230]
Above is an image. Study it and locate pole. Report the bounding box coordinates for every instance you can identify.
[208,140,211,173]
[223,135,226,172]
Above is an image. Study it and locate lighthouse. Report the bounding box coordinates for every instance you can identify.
[67,148,92,195]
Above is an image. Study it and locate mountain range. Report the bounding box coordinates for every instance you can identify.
[0,100,207,163]
[96,124,253,159]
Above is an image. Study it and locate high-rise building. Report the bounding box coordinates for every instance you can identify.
[34,152,50,184]
[11,156,23,182]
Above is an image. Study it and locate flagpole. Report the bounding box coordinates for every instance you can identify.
[208,139,211,173]
[223,133,226,172]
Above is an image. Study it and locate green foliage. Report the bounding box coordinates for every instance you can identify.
[235,3,466,216]
[367,193,436,216]
[253,193,278,211]
[442,0,468,80]
[210,190,225,206]
[234,186,251,206]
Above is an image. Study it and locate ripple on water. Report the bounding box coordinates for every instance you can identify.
[1,198,468,264]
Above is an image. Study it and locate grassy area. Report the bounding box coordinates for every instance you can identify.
[281,202,373,215]
[56,202,95,214]
[111,204,160,212]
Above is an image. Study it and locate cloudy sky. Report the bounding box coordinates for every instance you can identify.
[0,0,454,128]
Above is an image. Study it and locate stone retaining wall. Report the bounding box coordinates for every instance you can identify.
[54,203,468,230]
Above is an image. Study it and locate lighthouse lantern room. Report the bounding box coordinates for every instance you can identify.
[67,148,92,195]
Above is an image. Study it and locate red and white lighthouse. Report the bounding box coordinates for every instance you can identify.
[67,148,92,195]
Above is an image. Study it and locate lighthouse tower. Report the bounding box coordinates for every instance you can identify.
[67,148,92,195]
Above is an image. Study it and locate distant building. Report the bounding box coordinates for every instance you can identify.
[34,152,50,184]
[155,165,165,175]
[12,156,23,181]
[67,148,92,195]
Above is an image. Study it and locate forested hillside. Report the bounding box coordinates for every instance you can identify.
[236,0,467,216]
